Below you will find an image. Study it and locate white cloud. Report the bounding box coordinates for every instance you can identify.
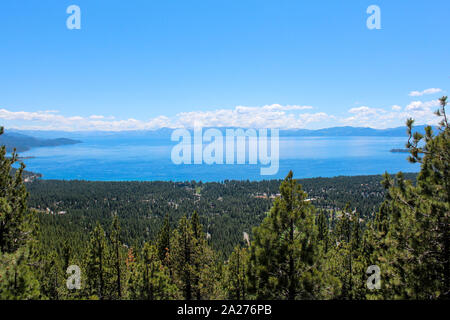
[260,104,313,111]
[173,105,328,129]
[405,99,440,111]
[0,109,85,125]
[341,99,441,128]
[409,88,442,97]
[0,98,444,131]
[0,104,330,131]
[348,106,385,115]
[342,106,390,128]
[89,115,105,119]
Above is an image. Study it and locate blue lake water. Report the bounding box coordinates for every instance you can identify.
[19,136,420,181]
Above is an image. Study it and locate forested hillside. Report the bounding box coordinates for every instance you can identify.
[27,173,416,258]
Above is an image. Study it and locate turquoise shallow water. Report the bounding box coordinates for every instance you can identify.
[19,136,419,181]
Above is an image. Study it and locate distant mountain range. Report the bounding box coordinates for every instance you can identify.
[1,124,430,155]
[278,125,427,137]
[6,125,428,140]
[0,131,81,152]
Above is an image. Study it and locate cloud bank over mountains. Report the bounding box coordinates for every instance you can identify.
[0,89,445,131]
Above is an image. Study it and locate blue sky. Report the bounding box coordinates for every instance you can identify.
[0,0,448,130]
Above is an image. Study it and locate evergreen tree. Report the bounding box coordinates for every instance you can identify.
[171,215,195,300]
[328,204,366,299]
[248,171,323,299]
[109,214,123,299]
[85,222,110,299]
[317,210,329,253]
[128,242,176,300]
[225,245,249,299]
[0,246,40,299]
[61,240,72,272]
[170,213,219,300]
[157,214,171,265]
[191,210,203,300]
[0,139,29,253]
[125,247,139,299]
[0,127,40,299]
[39,250,64,300]
[366,96,449,299]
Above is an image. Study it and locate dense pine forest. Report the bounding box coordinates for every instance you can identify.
[28,172,416,259]
[0,96,448,300]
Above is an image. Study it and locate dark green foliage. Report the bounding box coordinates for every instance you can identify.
[225,245,249,300]
[248,171,323,299]
[170,215,195,300]
[110,215,124,299]
[27,173,416,261]
[0,126,40,299]
[127,242,176,300]
[157,214,171,264]
[85,222,110,299]
[366,96,449,299]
